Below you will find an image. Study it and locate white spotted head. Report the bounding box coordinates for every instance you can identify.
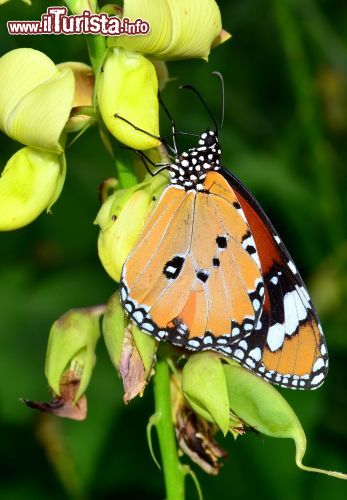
[169,129,221,191]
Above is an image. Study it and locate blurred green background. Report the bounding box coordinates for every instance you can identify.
[0,0,347,498]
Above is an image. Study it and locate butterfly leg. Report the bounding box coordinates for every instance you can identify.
[121,146,170,177]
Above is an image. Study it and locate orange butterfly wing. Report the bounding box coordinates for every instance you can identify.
[120,160,328,390]
[120,171,264,349]
[220,170,328,389]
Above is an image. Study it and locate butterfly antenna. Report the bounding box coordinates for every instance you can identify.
[114,113,177,156]
[212,71,225,129]
[179,83,219,133]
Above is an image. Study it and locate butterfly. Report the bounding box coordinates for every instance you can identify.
[118,84,328,391]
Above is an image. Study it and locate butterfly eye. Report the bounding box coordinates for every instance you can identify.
[204,135,215,147]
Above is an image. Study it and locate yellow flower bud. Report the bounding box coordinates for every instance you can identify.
[95,172,167,281]
[0,147,66,231]
[45,307,102,402]
[102,292,128,370]
[224,363,347,479]
[97,48,160,150]
[182,352,230,435]
[110,0,227,61]
[95,184,154,282]
[0,48,74,152]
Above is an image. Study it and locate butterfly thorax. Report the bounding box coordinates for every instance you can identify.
[169,130,221,191]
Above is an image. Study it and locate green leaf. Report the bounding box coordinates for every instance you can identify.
[102,292,127,370]
[182,352,229,435]
[132,323,157,374]
[224,364,347,479]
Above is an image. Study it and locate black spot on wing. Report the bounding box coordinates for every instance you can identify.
[163,255,185,280]
[241,230,257,255]
[196,270,209,283]
[216,235,227,249]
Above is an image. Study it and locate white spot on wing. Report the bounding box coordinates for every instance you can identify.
[188,339,200,348]
[296,285,311,309]
[142,322,154,332]
[242,235,256,250]
[234,349,244,360]
[236,207,247,222]
[255,319,262,330]
[251,252,261,269]
[246,358,256,368]
[288,260,297,274]
[133,310,144,323]
[267,323,285,352]
[284,290,307,335]
[166,265,177,274]
[313,358,325,372]
[311,373,324,386]
[293,290,307,320]
[249,347,262,361]
[244,323,254,331]
[232,327,240,337]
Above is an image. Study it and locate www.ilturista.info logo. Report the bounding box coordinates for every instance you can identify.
[7,7,150,36]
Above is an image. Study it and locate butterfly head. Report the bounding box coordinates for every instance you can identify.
[170,129,221,191]
[197,129,219,149]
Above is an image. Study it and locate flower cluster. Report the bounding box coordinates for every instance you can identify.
[0,0,228,231]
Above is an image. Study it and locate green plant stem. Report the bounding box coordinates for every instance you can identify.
[153,360,185,500]
[114,146,139,189]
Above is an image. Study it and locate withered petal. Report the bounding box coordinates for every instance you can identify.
[119,327,149,403]
[23,370,87,421]
[176,410,227,475]
[22,395,87,421]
